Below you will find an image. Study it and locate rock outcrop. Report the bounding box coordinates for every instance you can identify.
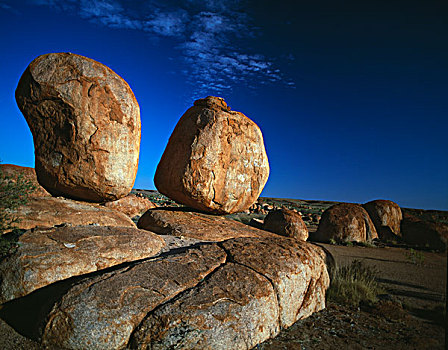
[6,196,135,232]
[30,236,329,350]
[401,214,448,251]
[0,164,50,198]
[41,243,226,350]
[311,203,378,243]
[0,226,165,303]
[363,200,402,240]
[103,194,157,218]
[154,96,269,214]
[15,52,141,202]
[263,208,309,241]
[137,207,276,241]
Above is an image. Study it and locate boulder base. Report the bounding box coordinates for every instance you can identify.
[5,196,135,232]
[0,226,165,303]
[137,207,276,241]
[103,194,157,218]
[154,96,269,214]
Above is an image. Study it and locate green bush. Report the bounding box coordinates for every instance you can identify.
[404,248,425,266]
[0,165,36,234]
[327,260,385,307]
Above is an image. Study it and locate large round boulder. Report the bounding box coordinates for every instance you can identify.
[311,203,378,243]
[263,208,309,241]
[15,52,141,202]
[363,199,402,240]
[154,96,269,214]
[401,214,448,251]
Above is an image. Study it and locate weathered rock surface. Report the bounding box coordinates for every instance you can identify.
[6,196,135,232]
[2,233,330,350]
[263,208,309,241]
[103,194,157,218]
[131,262,279,350]
[311,203,378,243]
[137,207,276,241]
[221,237,329,328]
[363,200,402,240]
[41,243,226,350]
[401,214,448,251]
[0,226,164,303]
[154,96,269,214]
[15,52,141,202]
[130,237,329,349]
[0,164,50,198]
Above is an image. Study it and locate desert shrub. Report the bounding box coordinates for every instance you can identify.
[404,248,425,266]
[0,165,36,234]
[327,260,385,307]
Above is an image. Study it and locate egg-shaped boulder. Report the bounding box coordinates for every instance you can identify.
[263,208,309,241]
[311,203,378,243]
[363,199,402,240]
[154,96,269,214]
[15,52,141,202]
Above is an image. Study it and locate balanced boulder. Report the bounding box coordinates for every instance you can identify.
[263,208,309,241]
[363,199,402,240]
[311,203,378,243]
[15,52,141,202]
[154,96,269,214]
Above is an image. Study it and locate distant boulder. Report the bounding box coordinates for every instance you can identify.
[263,208,309,241]
[401,214,448,251]
[311,203,378,243]
[154,96,269,214]
[363,199,402,240]
[15,52,141,202]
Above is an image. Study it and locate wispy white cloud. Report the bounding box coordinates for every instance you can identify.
[24,0,295,96]
[79,0,141,29]
[144,9,188,37]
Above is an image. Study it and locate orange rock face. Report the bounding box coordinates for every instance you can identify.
[311,203,378,243]
[154,96,269,214]
[363,199,402,240]
[6,197,135,232]
[263,208,309,241]
[103,194,157,218]
[15,53,141,202]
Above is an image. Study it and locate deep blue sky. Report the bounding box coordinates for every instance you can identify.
[1,0,447,210]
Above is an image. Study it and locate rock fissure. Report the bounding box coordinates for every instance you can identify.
[126,253,228,348]
[217,241,283,328]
